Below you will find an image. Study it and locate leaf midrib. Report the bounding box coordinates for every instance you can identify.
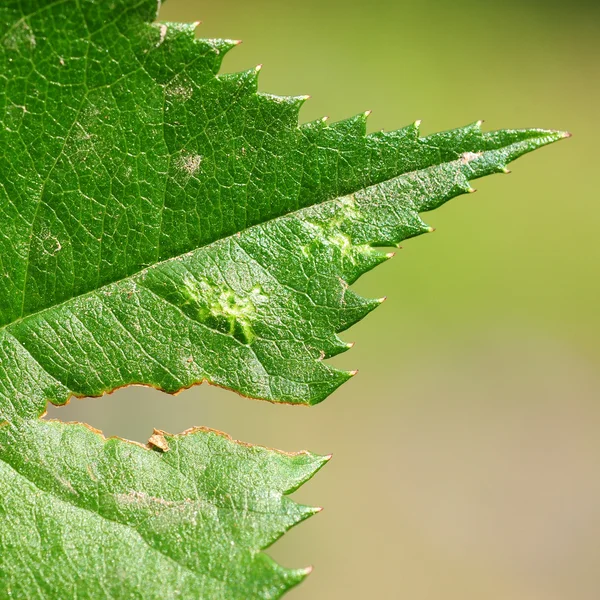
[3,157,422,337]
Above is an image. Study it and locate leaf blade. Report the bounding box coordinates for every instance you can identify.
[0,419,326,599]
[0,126,566,420]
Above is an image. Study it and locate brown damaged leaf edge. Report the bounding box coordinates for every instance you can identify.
[38,417,333,469]
[43,369,354,415]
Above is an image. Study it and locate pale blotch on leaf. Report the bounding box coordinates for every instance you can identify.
[3,21,36,50]
[176,152,203,178]
[301,194,373,263]
[39,227,62,257]
[155,23,168,48]
[166,83,194,102]
[460,151,483,164]
[182,276,268,344]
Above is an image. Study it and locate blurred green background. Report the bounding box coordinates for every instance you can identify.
[47,0,600,598]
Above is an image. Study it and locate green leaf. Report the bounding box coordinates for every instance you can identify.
[0,419,327,598]
[0,0,567,421]
[0,0,568,596]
